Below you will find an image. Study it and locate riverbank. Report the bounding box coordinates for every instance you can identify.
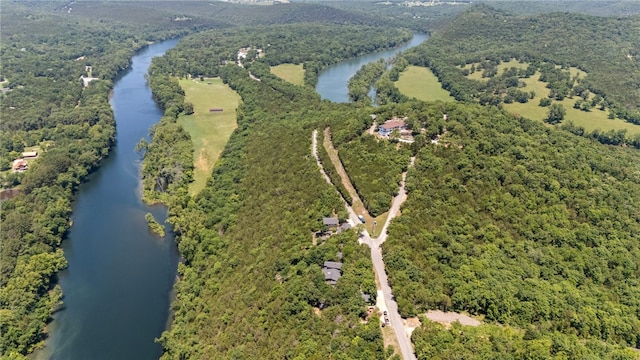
[42,39,180,360]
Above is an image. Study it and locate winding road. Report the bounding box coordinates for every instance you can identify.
[312,130,416,360]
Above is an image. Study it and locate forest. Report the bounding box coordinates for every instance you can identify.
[397,5,640,146]
[144,6,640,358]
[381,100,640,354]
[3,0,640,358]
[0,1,413,358]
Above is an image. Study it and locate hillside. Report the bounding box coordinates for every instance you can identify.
[402,5,640,132]
[382,100,640,356]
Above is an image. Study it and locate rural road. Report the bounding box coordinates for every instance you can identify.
[312,130,416,360]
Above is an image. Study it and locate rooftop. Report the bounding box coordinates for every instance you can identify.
[323,217,339,226]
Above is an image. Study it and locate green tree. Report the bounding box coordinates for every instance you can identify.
[545,103,566,124]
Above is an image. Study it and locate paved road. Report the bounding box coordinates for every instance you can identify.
[312,130,416,360]
[362,158,416,360]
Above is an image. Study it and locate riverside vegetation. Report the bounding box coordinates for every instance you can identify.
[0,1,413,357]
[142,7,640,359]
[3,1,640,359]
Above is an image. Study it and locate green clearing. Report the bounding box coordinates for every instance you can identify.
[460,60,640,135]
[497,58,528,72]
[270,63,305,86]
[395,65,454,102]
[178,78,241,195]
[502,73,640,135]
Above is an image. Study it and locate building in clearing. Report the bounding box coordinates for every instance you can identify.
[378,117,407,137]
[323,217,339,230]
[12,159,28,172]
[21,151,38,159]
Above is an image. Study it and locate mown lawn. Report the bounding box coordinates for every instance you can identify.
[178,78,241,195]
[395,65,454,102]
[270,63,305,86]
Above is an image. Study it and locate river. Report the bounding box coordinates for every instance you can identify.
[315,33,429,103]
[41,32,428,360]
[43,39,180,360]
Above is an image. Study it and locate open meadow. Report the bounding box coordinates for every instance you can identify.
[178,78,241,195]
[270,63,305,86]
[394,65,454,102]
[501,73,640,135]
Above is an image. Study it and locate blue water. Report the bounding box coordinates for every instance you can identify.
[44,39,180,360]
[315,33,429,103]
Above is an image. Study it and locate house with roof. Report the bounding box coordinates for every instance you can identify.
[12,159,28,172]
[323,217,339,231]
[21,151,38,159]
[322,261,343,285]
[378,117,407,137]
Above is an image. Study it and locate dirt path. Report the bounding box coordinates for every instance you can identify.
[322,128,366,214]
[314,129,416,360]
[311,129,332,185]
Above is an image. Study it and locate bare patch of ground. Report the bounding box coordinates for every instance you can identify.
[425,310,482,328]
[404,317,421,338]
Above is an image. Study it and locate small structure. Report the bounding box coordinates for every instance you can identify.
[80,76,98,87]
[21,151,38,159]
[337,222,352,234]
[209,108,224,112]
[378,117,407,137]
[361,292,372,304]
[323,217,339,230]
[322,261,343,285]
[12,159,28,172]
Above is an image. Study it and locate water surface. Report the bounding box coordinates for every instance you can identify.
[315,33,429,103]
[45,39,179,360]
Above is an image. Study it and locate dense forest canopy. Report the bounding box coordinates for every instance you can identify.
[3,0,640,358]
[401,5,640,124]
[0,1,415,357]
[382,100,640,353]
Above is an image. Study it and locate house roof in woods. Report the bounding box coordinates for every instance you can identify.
[361,292,371,303]
[323,217,339,226]
[380,119,406,130]
[21,151,38,158]
[322,261,343,284]
[323,261,342,270]
[341,222,352,231]
[12,159,28,171]
[322,268,341,284]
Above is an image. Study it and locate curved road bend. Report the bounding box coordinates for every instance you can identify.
[312,130,416,360]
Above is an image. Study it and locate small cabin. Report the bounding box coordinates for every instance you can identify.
[12,159,28,172]
[323,217,339,230]
[22,151,38,159]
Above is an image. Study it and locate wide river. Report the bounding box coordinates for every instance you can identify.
[43,33,428,359]
[44,39,180,360]
[316,33,429,103]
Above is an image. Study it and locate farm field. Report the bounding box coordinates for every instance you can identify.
[270,63,305,86]
[177,78,241,195]
[394,65,454,102]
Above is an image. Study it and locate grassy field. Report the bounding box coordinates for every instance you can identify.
[502,73,640,135]
[459,60,639,135]
[463,59,586,82]
[395,66,454,102]
[270,63,305,86]
[178,77,241,195]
